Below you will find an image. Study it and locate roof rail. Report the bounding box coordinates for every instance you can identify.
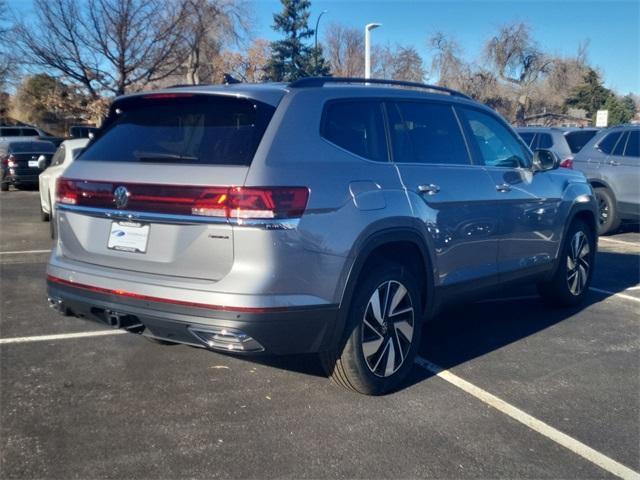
[288,76,472,99]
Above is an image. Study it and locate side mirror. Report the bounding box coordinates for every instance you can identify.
[532,149,559,172]
[37,154,48,170]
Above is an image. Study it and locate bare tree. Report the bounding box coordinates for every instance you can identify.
[0,0,18,92]
[11,0,190,97]
[324,23,364,77]
[182,0,251,85]
[372,44,426,82]
[485,22,553,125]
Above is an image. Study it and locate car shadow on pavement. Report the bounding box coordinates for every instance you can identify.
[245,249,639,392]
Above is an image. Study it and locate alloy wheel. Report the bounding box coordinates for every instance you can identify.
[361,280,415,378]
[566,231,590,296]
[598,195,609,225]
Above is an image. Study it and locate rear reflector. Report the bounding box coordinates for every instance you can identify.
[56,179,309,219]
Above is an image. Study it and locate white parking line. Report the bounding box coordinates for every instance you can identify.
[0,249,51,256]
[0,330,126,345]
[599,237,640,248]
[590,287,640,304]
[415,356,640,480]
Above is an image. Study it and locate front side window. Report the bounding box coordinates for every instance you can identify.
[597,131,622,154]
[388,101,470,165]
[321,101,387,162]
[461,108,530,168]
[623,130,639,158]
[21,129,39,136]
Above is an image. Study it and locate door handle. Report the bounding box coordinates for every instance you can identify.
[496,183,511,193]
[418,184,440,195]
[608,160,621,166]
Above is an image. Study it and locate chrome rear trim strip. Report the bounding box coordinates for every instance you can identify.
[57,204,299,229]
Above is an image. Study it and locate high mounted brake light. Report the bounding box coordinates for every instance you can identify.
[56,179,309,220]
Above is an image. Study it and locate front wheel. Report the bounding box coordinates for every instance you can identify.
[322,261,423,395]
[538,219,596,307]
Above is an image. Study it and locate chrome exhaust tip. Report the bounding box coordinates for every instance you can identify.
[189,327,264,353]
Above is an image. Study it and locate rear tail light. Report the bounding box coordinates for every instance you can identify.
[1,154,16,167]
[559,157,574,169]
[56,179,309,220]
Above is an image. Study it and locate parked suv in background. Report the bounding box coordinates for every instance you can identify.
[516,127,599,168]
[571,124,639,234]
[47,78,598,395]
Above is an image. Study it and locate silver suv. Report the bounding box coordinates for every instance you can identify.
[47,78,598,395]
[571,125,639,234]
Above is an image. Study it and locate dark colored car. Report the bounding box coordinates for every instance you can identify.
[0,139,57,191]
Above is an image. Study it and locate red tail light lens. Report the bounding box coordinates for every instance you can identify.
[559,157,574,169]
[1,154,16,167]
[56,179,309,220]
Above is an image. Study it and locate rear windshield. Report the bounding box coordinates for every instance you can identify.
[565,130,598,153]
[78,94,276,166]
[9,141,56,153]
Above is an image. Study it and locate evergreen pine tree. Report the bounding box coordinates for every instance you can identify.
[266,0,330,81]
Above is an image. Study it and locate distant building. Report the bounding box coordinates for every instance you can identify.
[524,111,592,128]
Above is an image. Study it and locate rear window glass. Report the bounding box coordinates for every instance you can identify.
[9,142,56,153]
[78,95,276,166]
[537,133,553,149]
[321,101,387,162]
[518,132,535,146]
[565,130,598,153]
[598,132,622,154]
[1,128,21,136]
[624,131,639,158]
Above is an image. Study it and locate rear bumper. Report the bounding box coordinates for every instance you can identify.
[47,277,339,355]
[3,173,39,185]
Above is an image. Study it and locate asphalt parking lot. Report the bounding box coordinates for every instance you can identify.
[1,190,639,479]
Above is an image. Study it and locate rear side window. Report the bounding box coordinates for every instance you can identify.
[519,132,535,147]
[612,132,628,156]
[536,133,553,149]
[78,95,276,166]
[21,128,39,136]
[50,145,66,166]
[624,131,639,158]
[598,132,622,154]
[565,130,598,153]
[321,101,387,162]
[388,101,470,165]
[461,108,530,168]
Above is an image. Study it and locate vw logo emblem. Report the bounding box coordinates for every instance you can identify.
[113,186,130,209]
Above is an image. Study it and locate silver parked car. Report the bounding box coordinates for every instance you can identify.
[47,78,598,395]
[571,125,639,234]
[516,127,600,168]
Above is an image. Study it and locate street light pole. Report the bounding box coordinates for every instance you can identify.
[365,23,381,79]
[314,10,328,71]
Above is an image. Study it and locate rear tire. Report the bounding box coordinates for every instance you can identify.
[594,187,620,235]
[538,219,596,307]
[40,206,50,222]
[0,182,8,192]
[321,261,423,395]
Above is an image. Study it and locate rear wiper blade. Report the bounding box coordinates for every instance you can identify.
[134,151,198,163]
